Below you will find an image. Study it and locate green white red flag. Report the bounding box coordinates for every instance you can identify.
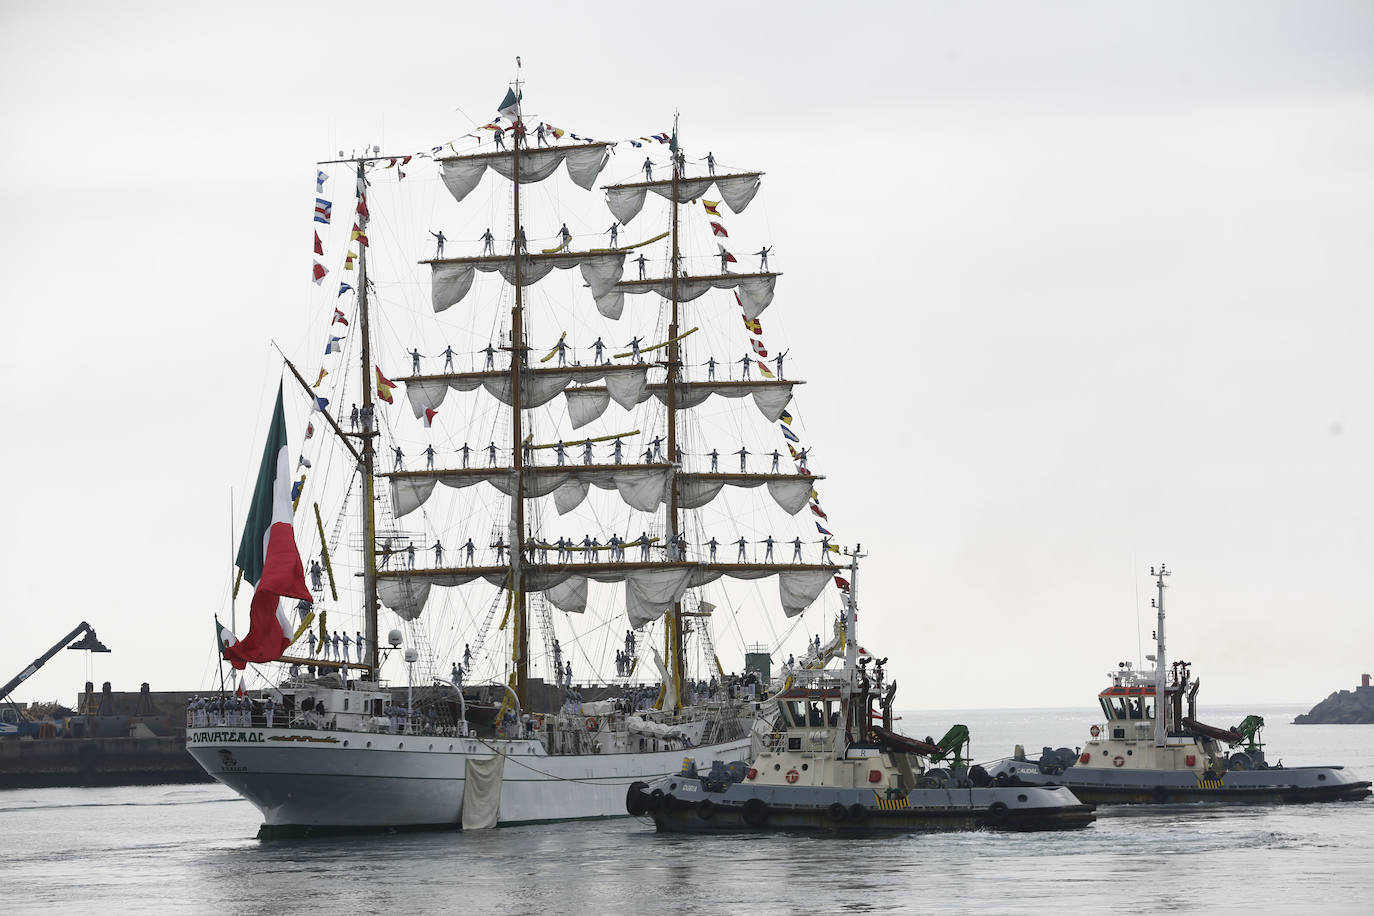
[225,384,312,669]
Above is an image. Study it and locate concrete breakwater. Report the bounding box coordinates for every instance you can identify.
[0,684,213,789]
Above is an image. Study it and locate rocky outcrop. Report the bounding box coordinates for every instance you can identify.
[1294,686,1374,724]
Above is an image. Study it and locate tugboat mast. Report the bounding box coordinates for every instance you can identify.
[1151,563,1170,748]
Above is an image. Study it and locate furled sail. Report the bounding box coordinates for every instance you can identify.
[603,172,763,226]
[439,144,613,203]
[401,364,650,417]
[386,465,673,518]
[565,379,797,427]
[430,250,625,312]
[385,466,815,519]
[593,273,777,321]
[377,562,834,625]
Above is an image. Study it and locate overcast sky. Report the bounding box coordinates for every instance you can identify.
[2,1,1371,713]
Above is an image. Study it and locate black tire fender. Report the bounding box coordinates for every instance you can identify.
[742,797,769,827]
[848,802,867,821]
[697,798,716,819]
[826,802,847,822]
[987,800,1010,821]
[648,788,665,811]
[625,781,650,816]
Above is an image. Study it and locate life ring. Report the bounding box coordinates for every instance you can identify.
[785,768,800,784]
[1090,725,1101,737]
[585,717,599,732]
[1113,756,1125,768]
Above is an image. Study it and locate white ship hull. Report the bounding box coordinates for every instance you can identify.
[187,725,752,834]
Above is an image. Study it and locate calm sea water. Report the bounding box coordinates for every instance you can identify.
[2,705,1370,915]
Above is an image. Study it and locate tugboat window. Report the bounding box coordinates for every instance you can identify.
[808,703,823,727]
[784,701,807,728]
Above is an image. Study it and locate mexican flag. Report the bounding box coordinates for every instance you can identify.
[497,87,521,121]
[224,383,312,670]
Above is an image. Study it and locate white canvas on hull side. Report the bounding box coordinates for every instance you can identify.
[187,727,751,828]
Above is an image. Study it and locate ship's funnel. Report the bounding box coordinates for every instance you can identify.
[68,631,110,653]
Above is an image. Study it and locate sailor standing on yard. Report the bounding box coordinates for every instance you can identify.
[433,540,444,565]
[761,535,775,562]
[605,222,619,248]
[737,354,752,379]
[707,536,719,562]
[627,336,644,363]
[791,536,804,563]
[481,228,495,255]
[443,345,455,371]
[706,356,718,380]
[643,157,653,180]
[635,253,648,280]
[755,246,772,270]
[486,441,498,466]
[393,446,404,470]
[557,222,572,250]
[459,442,471,467]
[735,536,748,561]
[582,438,594,465]
[709,448,719,472]
[307,629,317,658]
[341,631,352,660]
[410,348,422,374]
[735,446,750,473]
[770,449,781,473]
[309,559,323,592]
[612,437,624,464]
[424,444,436,470]
[429,230,446,258]
[356,631,365,663]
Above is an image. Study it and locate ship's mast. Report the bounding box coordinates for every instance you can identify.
[1151,563,1169,747]
[663,113,685,711]
[355,159,382,676]
[509,82,530,710]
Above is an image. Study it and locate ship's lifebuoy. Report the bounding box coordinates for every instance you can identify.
[785,768,800,784]
[1113,755,1125,768]
[1090,725,1101,737]
[585,717,598,732]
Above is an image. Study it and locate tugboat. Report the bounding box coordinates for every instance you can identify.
[986,565,1372,805]
[626,549,1097,833]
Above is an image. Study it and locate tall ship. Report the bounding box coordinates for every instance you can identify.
[186,80,849,835]
[987,566,1372,804]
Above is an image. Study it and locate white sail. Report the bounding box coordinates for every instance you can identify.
[593,272,777,321]
[440,144,613,204]
[431,251,625,312]
[605,172,762,225]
